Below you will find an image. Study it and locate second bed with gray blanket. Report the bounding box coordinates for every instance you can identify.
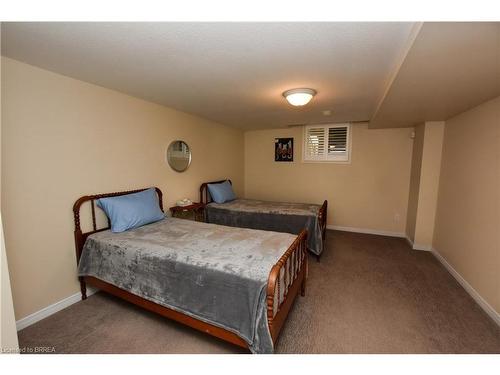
[78,217,296,354]
[206,199,325,256]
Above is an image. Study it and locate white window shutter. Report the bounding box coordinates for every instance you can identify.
[327,126,348,155]
[304,123,350,162]
[305,126,326,159]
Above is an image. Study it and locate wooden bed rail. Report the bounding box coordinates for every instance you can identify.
[266,229,308,342]
[72,187,163,299]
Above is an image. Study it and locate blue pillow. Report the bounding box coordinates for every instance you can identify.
[96,188,165,233]
[207,180,236,204]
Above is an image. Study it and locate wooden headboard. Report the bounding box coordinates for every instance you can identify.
[72,187,163,265]
[199,179,232,204]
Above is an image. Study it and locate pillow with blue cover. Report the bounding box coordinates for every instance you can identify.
[96,188,165,233]
[207,180,236,204]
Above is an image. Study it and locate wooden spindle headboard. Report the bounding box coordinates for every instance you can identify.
[199,179,232,204]
[72,187,163,264]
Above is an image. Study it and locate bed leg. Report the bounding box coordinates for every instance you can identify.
[79,277,87,300]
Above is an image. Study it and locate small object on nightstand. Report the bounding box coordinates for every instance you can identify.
[176,198,193,207]
[169,202,205,222]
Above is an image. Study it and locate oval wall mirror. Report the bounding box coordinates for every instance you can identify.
[166,140,191,172]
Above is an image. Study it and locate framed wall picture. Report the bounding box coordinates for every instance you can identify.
[275,138,294,162]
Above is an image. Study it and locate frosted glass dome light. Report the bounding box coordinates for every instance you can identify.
[282,88,317,106]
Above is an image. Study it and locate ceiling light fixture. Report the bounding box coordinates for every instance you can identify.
[282,88,317,106]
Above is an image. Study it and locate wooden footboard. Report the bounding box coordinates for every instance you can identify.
[266,229,308,343]
[73,187,307,352]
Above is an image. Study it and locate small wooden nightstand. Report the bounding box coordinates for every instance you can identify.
[169,202,205,222]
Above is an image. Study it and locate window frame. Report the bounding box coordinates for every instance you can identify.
[302,123,352,163]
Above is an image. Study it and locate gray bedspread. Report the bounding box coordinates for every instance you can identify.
[78,217,296,353]
[206,199,324,255]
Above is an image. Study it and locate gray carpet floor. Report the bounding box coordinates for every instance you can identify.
[18,230,500,353]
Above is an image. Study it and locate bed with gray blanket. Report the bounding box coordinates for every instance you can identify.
[200,180,328,259]
[74,187,308,354]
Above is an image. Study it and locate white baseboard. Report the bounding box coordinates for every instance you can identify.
[412,244,432,251]
[16,287,98,331]
[405,235,414,247]
[327,225,405,238]
[409,237,432,251]
[405,236,432,251]
[432,248,500,327]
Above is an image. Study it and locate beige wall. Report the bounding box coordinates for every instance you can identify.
[413,122,444,248]
[1,57,244,320]
[406,123,425,242]
[433,96,500,314]
[406,121,444,249]
[1,27,20,351]
[1,215,19,351]
[244,125,413,234]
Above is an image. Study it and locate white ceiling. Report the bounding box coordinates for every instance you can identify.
[370,22,500,128]
[1,22,416,130]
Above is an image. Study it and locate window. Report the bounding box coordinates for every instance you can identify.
[303,123,351,162]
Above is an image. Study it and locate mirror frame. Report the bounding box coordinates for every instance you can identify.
[166,140,192,173]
